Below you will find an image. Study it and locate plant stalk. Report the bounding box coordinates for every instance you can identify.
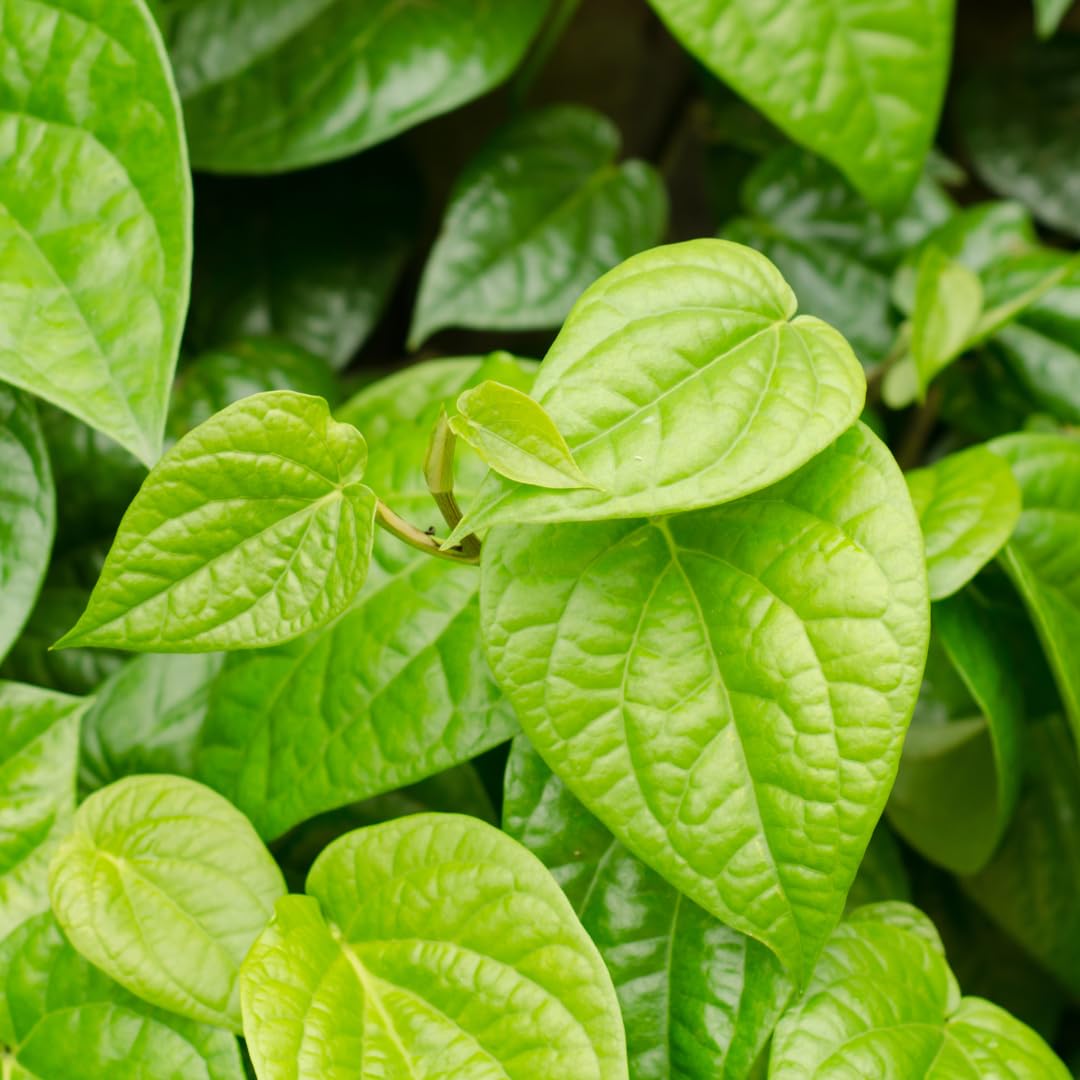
[374,501,480,565]
[424,408,482,560]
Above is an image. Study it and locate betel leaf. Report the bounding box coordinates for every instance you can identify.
[196,357,531,839]
[409,106,667,347]
[645,0,954,210]
[241,814,628,1080]
[988,433,1080,741]
[906,445,1021,600]
[482,423,929,985]
[56,391,376,653]
[846,824,911,912]
[0,683,85,941]
[448,240,865,541]
[768,902,1069,1078]
[79,653,224,794]
[0,389,54,664]
[0,912,244,1080]
[450,381,597,490]
[0,0,191,465]
[49,774,285,1031]
[503,735,793,1080]
[1034,0,1075,36]
[887,591,1022,874]
[155,0,550,173]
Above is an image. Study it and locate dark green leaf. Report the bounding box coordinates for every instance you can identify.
[845,824,911,913]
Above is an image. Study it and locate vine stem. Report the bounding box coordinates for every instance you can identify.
[374,501,479,565]
[511,0,582,107]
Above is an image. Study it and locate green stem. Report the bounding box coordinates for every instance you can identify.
[511,0,582,107]
[424,409,482,560]
[374,501,480,565]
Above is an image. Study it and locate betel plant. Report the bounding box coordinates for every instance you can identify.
[1,0,1079,1077]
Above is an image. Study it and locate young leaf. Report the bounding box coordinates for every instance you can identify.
[481,424,929,986]
[409,106,667,346]
[196,358,532,839]
[448,240,865,541]
[155,0,550,172]
[0,682,86,940]
[906,444,1021,600]
[988,433,1080,742]
[450,381,598,490]
[55,391,377,653]
[0,912,245,1080]
[0,388,55,664]
[49,774,286,1031]
[769,902,1069,1078]
[503,736,793,1079]
[645,0,954,210]
[241,815,628,1080]
[0,0,191,465]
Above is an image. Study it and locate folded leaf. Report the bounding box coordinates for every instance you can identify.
[241,815,628,1079]
[56,391,376,652]
[49,774,285,1031]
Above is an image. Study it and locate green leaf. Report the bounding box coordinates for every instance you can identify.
[0,0,191,465]
[409,106,667,347]
[959,40,1080,240]
[846,824,911,913]
[645,0,954,210]
[155,0,550,172]
[0,683,85,941]
[49,774,285,1031]
[503,735,793,1080]
[56,391,376,653]
[988,433,1080,741]
[79,653,224,794]
[1034,0,1075,36]
[481,423,929,986]
[0,389,54,664]
[769,902,1069,1078]
[241,814,628,1080]
[187,149,419,368]
[887,591,1022,874]
[906,445,1021,600]
[196,358,533,839]
[450,381,598,491]
[449,240,865,541]
[0,912,244,1080]
[973,250,1080,344]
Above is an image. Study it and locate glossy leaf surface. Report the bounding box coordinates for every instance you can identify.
[482,424,929,985]
[49,774,285,1031]
[504,736,792,1080]
[410,106,666,346]
[0,0,191,464]
[450,240,865,540]
[645,0,954,209]
[241,814,628,1080]
[57,392,376,652]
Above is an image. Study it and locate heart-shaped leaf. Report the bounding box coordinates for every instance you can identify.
[241,814,628,1080]
[482,423,929,985]
[450,240,865,541]
[0,0,191,464]
[49,774,286,1031]
[56,392,376,652]
[504,735,792,1079]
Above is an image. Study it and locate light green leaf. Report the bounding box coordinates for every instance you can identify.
[1034,0,1075,36]
[988,433,1080,742]
[79,653,224,794]
[973,250,1080,344]
[49,774,285,1031]
[409,106,666,347]
[0,0,191,465]
[504,735,792,1080]
[482,423,929,986]
[0,683,86,941]
[196,358,532,839]
[449,240,865,541]
[645,0,954,210]
[887,591,1022,874]
[0,389,54,664]
[0,912,244,1080]
[906,445,1021,600]
[450,381,597,491]
[769,902,1069,1078]
[154,0,550,172]
[241,815,628,1080]
[56,391,376,653]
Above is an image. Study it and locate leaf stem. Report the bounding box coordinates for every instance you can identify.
[424,409,482,560]
[511,0,582,107]
[897,383,943,470]
[374,501,480,565]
